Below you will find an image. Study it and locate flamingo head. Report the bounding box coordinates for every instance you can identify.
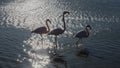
[86,25,92,30]
[46,19,51,23]
[63,11,70,15]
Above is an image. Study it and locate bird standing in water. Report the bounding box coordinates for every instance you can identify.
[48,11,70,50]
[75,25,92,46]
[31,19,51,44]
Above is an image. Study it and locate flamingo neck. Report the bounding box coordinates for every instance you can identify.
[85,27,89,36]
[46,20,50,32]
[62,14,66,31]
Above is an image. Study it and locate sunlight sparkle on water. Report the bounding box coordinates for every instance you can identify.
[2,0,60,68]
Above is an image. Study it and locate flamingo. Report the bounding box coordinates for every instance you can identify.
[31,19,51,43]
[48,11,70,50]
[75,25,92,45]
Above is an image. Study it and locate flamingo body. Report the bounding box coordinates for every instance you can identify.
[75,25,91,39]
[75,25,92,45]
[48,28,64,36]
[75,31,89,39]
[31,19,51,35]
[31,27,48,34]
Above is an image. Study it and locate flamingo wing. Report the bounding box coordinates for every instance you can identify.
[32,27,47,34]
[48,28,63,35]
[75,31,88,38]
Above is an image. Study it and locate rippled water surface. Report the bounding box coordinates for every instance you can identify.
[0,0,120,68]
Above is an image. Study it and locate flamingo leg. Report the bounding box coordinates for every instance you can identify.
[54,35,57,53]
[55,36,58,49]
[76,39,80,47]
[40,34,44,46]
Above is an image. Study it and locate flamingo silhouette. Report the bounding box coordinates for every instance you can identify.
[75,25,92,45]
[31,19,51,44]
[48,11,70,50]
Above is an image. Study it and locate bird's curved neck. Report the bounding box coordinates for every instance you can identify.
[62,14,66,31]
[46,20,50,32]
[85,27,89,36]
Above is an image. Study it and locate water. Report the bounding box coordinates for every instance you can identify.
[0,0,120,68]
